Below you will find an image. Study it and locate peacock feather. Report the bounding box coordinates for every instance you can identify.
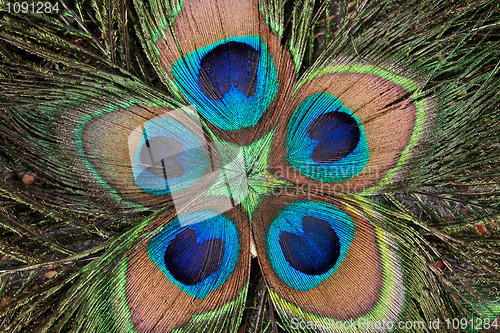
[0,0,499,332]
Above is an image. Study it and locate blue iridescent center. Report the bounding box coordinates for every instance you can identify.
[307,112,361,162]
[139,136,185,179]
[267,201,355,291]
[279,215,340,275]
[199,41,259,100]
[148,212,239,299]
[287,93,369,182]
[164,228,224,286]
[171,36,278,131]
[133,118,210,195]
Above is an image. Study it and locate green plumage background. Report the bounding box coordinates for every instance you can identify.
[0,0,499,332]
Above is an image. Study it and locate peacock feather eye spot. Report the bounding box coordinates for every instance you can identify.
[171,36,278,131]
[287,93,369,182]
[164,228,225,286]
[199,41,259,101]
[146,213,240,299]
[306,112,361,163]
[266,201,355,291]
[278,216,340,275]
[139,136,186,179]
[129,110,215,195]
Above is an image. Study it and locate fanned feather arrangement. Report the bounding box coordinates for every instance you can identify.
[0,0,499,332]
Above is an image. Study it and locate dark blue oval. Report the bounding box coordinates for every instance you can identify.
[199,41,259,101]
[307,112,360,163]
[279,215,340,275]
[164,228,225,286]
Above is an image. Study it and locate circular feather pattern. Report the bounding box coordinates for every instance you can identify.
[269,65,424,193]
[266,201,355,291]
[171,36,278,131]
[253,196,405,328]
[125,206,251,333]
[286,93,369,182]
[4,0,500,332]
[130,111,214,195]
[82,104,221,211]
[152,0,296,142]
[147,212,239,297]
